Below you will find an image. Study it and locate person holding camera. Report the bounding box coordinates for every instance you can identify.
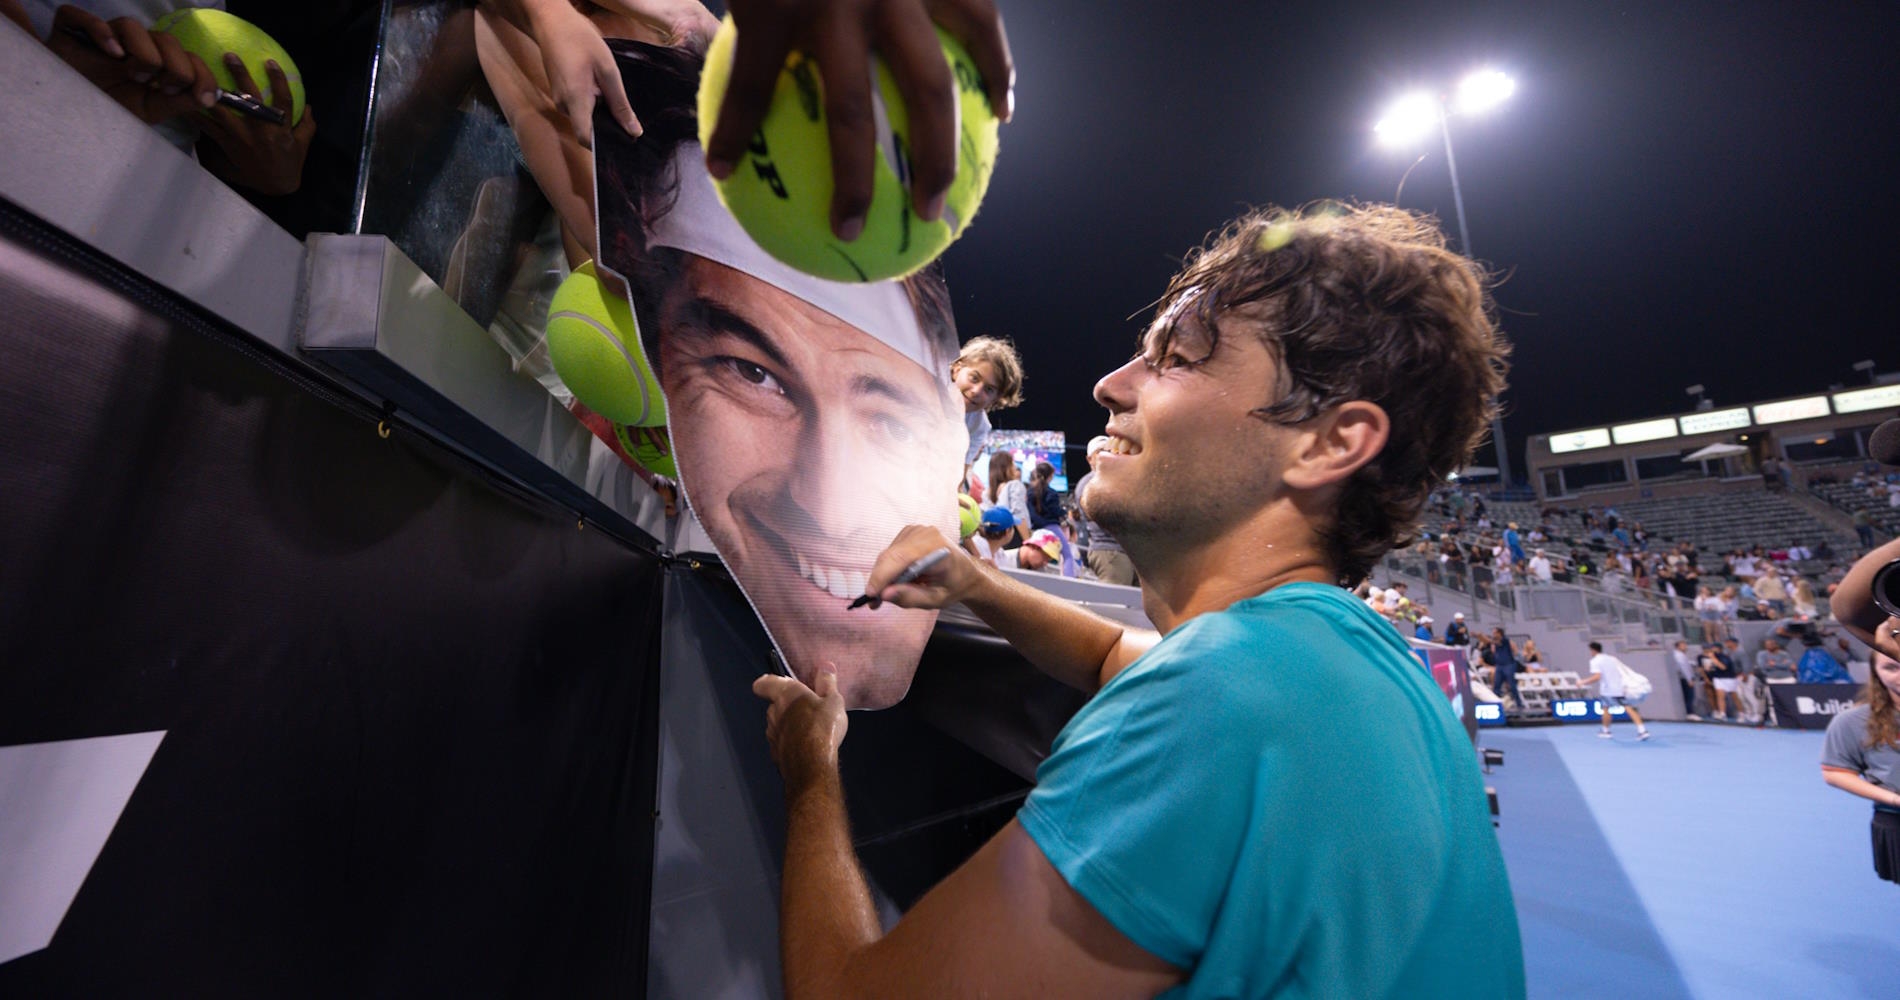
[1819,537,1900,883]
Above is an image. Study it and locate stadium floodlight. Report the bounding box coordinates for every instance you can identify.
[1454,70,1516,116]
[1371,70,1520,484]
[1374,92,1442,148]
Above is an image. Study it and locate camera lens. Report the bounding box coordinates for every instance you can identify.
[1873,559,1900,620]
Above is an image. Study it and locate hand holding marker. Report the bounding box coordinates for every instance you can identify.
[848,548,950,610]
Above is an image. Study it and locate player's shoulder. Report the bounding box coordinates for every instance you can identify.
[1826,702,1872,734]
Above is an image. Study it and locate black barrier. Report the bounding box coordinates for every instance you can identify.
[1771,684,1863,731]
[0,214,662,993]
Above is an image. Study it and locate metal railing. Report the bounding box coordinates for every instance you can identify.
[1382,552,1711,644]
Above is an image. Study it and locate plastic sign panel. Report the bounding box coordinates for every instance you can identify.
[1752,396,1831,425]
[594,66,965,709]
[1610,417,1678,446]
[1548,428,1612,454]
[1677,407,1751,435]
[1832,384,1900,415]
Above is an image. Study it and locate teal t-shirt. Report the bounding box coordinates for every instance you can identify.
[1017,582,1524,999]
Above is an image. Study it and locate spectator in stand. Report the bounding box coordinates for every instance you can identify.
[1788,540,1813,562]
[1819,652,1900,884]
[1755,639,1797,683]
[1384,582,1414,621]
[1671,639,1704,721]
[1792,577,1819,618]
[1489,628,1522,711]
[992,528,1062,573]
[1414,614,1435,642]
[1695,586,1725,641]
[1580,642,1652,741]
[1503,522,1524,565]
[1717,585,1742,627]
[1855,509,1877,551]
[1444,612,1472,648]
[1520,638,1546,672]
[1070,437,1134,586]
[1762,455,1783,492]
[1706,638,1745,721]
[985,452,1030,546]
[1527,549,1553,584]
[966,507,1017,564]
[1024,460,1064,531]
[1675,562,1701,602]
[1633,523,1649,550]
[953,336,1026,475]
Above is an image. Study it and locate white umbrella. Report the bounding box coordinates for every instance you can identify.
[1682,443,1748,460]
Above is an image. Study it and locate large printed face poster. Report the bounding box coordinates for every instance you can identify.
[592,46,965,710]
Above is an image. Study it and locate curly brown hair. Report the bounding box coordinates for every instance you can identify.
[1150,203,1510,586]
[1866,656,1900,750]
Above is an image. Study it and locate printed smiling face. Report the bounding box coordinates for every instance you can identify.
[657,256,965,709]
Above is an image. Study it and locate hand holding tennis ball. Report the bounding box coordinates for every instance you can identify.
[153,8,306,125]
[698,1,1013,281]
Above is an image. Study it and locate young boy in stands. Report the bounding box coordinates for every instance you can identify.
[953,335,1026,483]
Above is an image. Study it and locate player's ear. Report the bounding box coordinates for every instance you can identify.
[1281,401,1389,490]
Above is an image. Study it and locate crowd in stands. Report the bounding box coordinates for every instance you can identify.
[1369,483,1881,722]
[1409,487,1857,631]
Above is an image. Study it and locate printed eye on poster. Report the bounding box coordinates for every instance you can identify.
[592,44,966,710]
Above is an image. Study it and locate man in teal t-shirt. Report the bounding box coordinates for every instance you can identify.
[751,205,1525,998]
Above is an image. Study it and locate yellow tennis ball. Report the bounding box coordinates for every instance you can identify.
[153,8,306,126]
[957,493,981,541]
[547,262,666,427]
[614,423,678,479]
[696,14,1000,283]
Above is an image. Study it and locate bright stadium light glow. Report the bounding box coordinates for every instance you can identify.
[1374,92,1441,147]
[1454,69,1516,115]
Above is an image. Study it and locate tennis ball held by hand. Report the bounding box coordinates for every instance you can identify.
[697,15,1001,283]
[153,8,306,125]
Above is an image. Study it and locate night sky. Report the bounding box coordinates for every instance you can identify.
[925,0,1900,474]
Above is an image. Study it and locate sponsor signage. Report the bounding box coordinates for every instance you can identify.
[1752,396,1830,425]
[1611,417,1678,445]
[1550,699,1630,722]
[1549,428,1612,454]
[1832,384,1900,415]
[1475,703,1507,727]
[1772,684,1860,731]
[1677,407,1751,435]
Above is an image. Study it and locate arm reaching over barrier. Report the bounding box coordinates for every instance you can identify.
[864,524,1158,693]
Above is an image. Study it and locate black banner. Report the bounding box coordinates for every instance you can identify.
[1771,684,1862,730]
[0,215,662,994]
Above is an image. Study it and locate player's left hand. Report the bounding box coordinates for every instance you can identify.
[197,55,314,196]
[754,669,848,787]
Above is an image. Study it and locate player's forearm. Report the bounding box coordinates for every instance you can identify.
[1822,768,1900,807]
[1834,537,1900,637]
[779,764,881,1000]
[960,565,1146,693]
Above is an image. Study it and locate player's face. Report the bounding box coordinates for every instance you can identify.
[657,257,965,709]
[1082,309,1294,554]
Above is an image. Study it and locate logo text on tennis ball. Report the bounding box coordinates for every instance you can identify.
[747,131,790,200]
